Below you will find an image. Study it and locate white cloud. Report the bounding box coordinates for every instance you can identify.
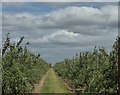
[3,5,118,36]
[2,4,118,63]
[3,5,118,45]
[30,30,79,43]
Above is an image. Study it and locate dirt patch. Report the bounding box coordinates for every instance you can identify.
[32,70,49,93]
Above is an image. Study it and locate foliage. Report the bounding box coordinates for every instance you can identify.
[2,33,49,94]
[54,38,118,93]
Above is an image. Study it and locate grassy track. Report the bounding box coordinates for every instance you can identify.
[41,68,70,93]
[33,70,49,93]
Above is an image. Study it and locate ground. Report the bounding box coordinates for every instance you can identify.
[33,68,70,93]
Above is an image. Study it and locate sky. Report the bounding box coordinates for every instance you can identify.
[2,2,118,65]
[1,0,120,2]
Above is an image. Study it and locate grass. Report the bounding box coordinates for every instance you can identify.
[41,68,70,93]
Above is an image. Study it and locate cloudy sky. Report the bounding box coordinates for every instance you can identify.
[2,2,118,65]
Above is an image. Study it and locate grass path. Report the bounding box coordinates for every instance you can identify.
[41,68,70,93]
[32,70,49,93]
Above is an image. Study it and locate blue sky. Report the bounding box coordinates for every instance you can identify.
[2,2,118,64]
[2,2,117,13]
[2,3,54,14]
